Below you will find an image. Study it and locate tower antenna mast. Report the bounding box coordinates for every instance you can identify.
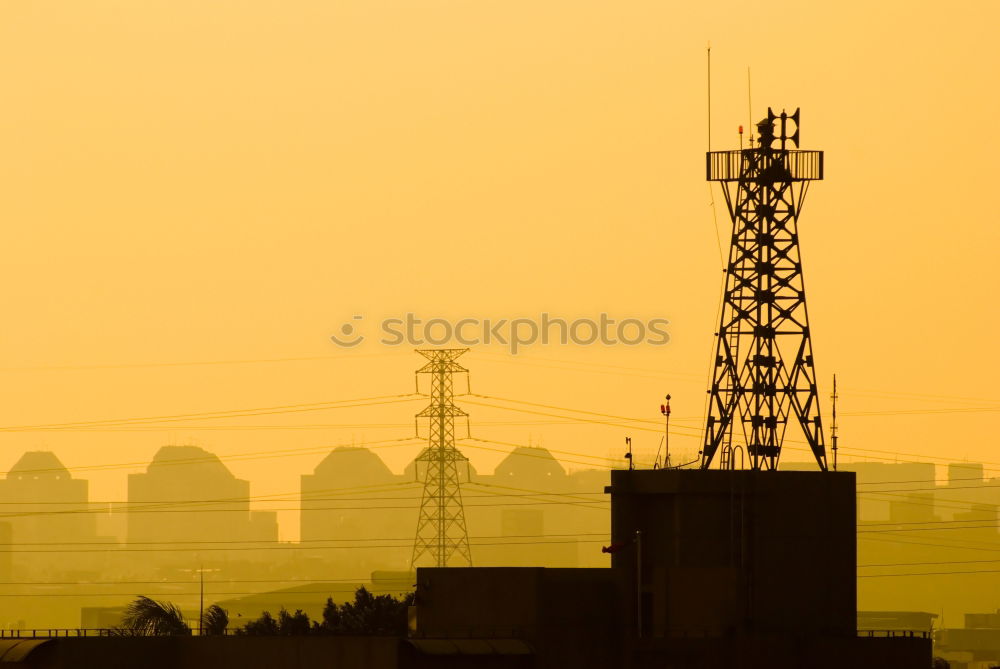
[707,43,712,152]
[660,395,672,468]
[703,107,827,470]
[831,374,839,471]
[411,348,473,568]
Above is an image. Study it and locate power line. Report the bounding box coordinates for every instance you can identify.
[1,436,423,477]
[0,394,422,435]
[469,351,1000,406]
[0,538,609,554]
[860,558,1000,568]
[0,498,608,520]
[0,350,410,373]
[858,569,1000,579]
[0,531,608,548]
[861,533,1000,554]
[858,524,1000,534]
[0,491,605,507]
[0,588,413,599]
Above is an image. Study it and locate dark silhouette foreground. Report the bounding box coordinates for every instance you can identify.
[237,586,414,636]
[116,596,191,636]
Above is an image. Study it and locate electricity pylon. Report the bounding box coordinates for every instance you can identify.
[410,348,473,568]
[703,108,827,471]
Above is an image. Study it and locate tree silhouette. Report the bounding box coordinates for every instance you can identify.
[277,609,311,635]
[237,608,311,636]
[236,610,279,636]
[232,587,413,636]
[116,596,191,636]
[315,586,414,636]
[201,604,229,636]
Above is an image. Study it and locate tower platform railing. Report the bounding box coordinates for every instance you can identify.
[706,149,824,182]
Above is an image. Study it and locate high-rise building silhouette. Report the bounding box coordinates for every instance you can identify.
[128,446,277,557]
[0,451,103,576]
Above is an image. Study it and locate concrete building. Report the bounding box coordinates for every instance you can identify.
[128,446,277,564]
[0,452,108,577]
[410,567,619,668]
[857,611,937,636]
[467,447,609,569]
[608,469,857,639]
[936,609,1000,668]
[783,460,938,523]
[779,460,1000,624]
[0,637,402,669]
[300,447,413,575]
[406,468,931,669]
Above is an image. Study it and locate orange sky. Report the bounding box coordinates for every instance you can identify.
[0,1,996,540]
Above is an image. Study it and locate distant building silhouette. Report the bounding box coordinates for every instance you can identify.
[299,445,610,575]
[300,447,412,574]
[469,446,608,568]
[128,446,277,562]
[492,446,566,485]
[784,460,1000,625]
[0,451,106,577]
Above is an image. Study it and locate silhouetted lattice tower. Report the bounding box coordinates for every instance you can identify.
[703,108,827,471]
[411,348,473,567]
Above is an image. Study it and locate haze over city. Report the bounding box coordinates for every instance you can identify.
[0,1,997,667]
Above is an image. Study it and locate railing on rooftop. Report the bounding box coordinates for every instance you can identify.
[858,629,931,639]
[0,628,244,638]
[0,628,118,638]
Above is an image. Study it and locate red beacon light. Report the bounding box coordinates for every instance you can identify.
[739,125,744,135]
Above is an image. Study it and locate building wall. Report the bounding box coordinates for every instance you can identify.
[608,469,857,639]
[413,566,621,669]
[127,446,277,567]
[0,452,97,545]
[0,451,105,579]
[300,447,414,575]
[25,636,400,669]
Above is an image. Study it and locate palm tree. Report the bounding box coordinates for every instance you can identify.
[117,596,191,636]
[201,604,229,636]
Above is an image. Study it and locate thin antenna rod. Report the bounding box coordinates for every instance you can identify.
[831,374,839,471]
[662,394,672,468]
[707,43,712,151]
[747,67,753,143]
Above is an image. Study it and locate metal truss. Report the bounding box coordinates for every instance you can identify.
[411,348,473,568]
[703,108,827,471]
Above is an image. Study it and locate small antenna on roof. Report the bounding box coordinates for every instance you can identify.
[831,374,839,471]
[660,394,672,468]
[707,42,712,152]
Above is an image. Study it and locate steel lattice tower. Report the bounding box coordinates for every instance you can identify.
[410,348,473,568]
[703,108,827,471]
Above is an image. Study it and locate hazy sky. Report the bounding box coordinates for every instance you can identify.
[0,1,996,540]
